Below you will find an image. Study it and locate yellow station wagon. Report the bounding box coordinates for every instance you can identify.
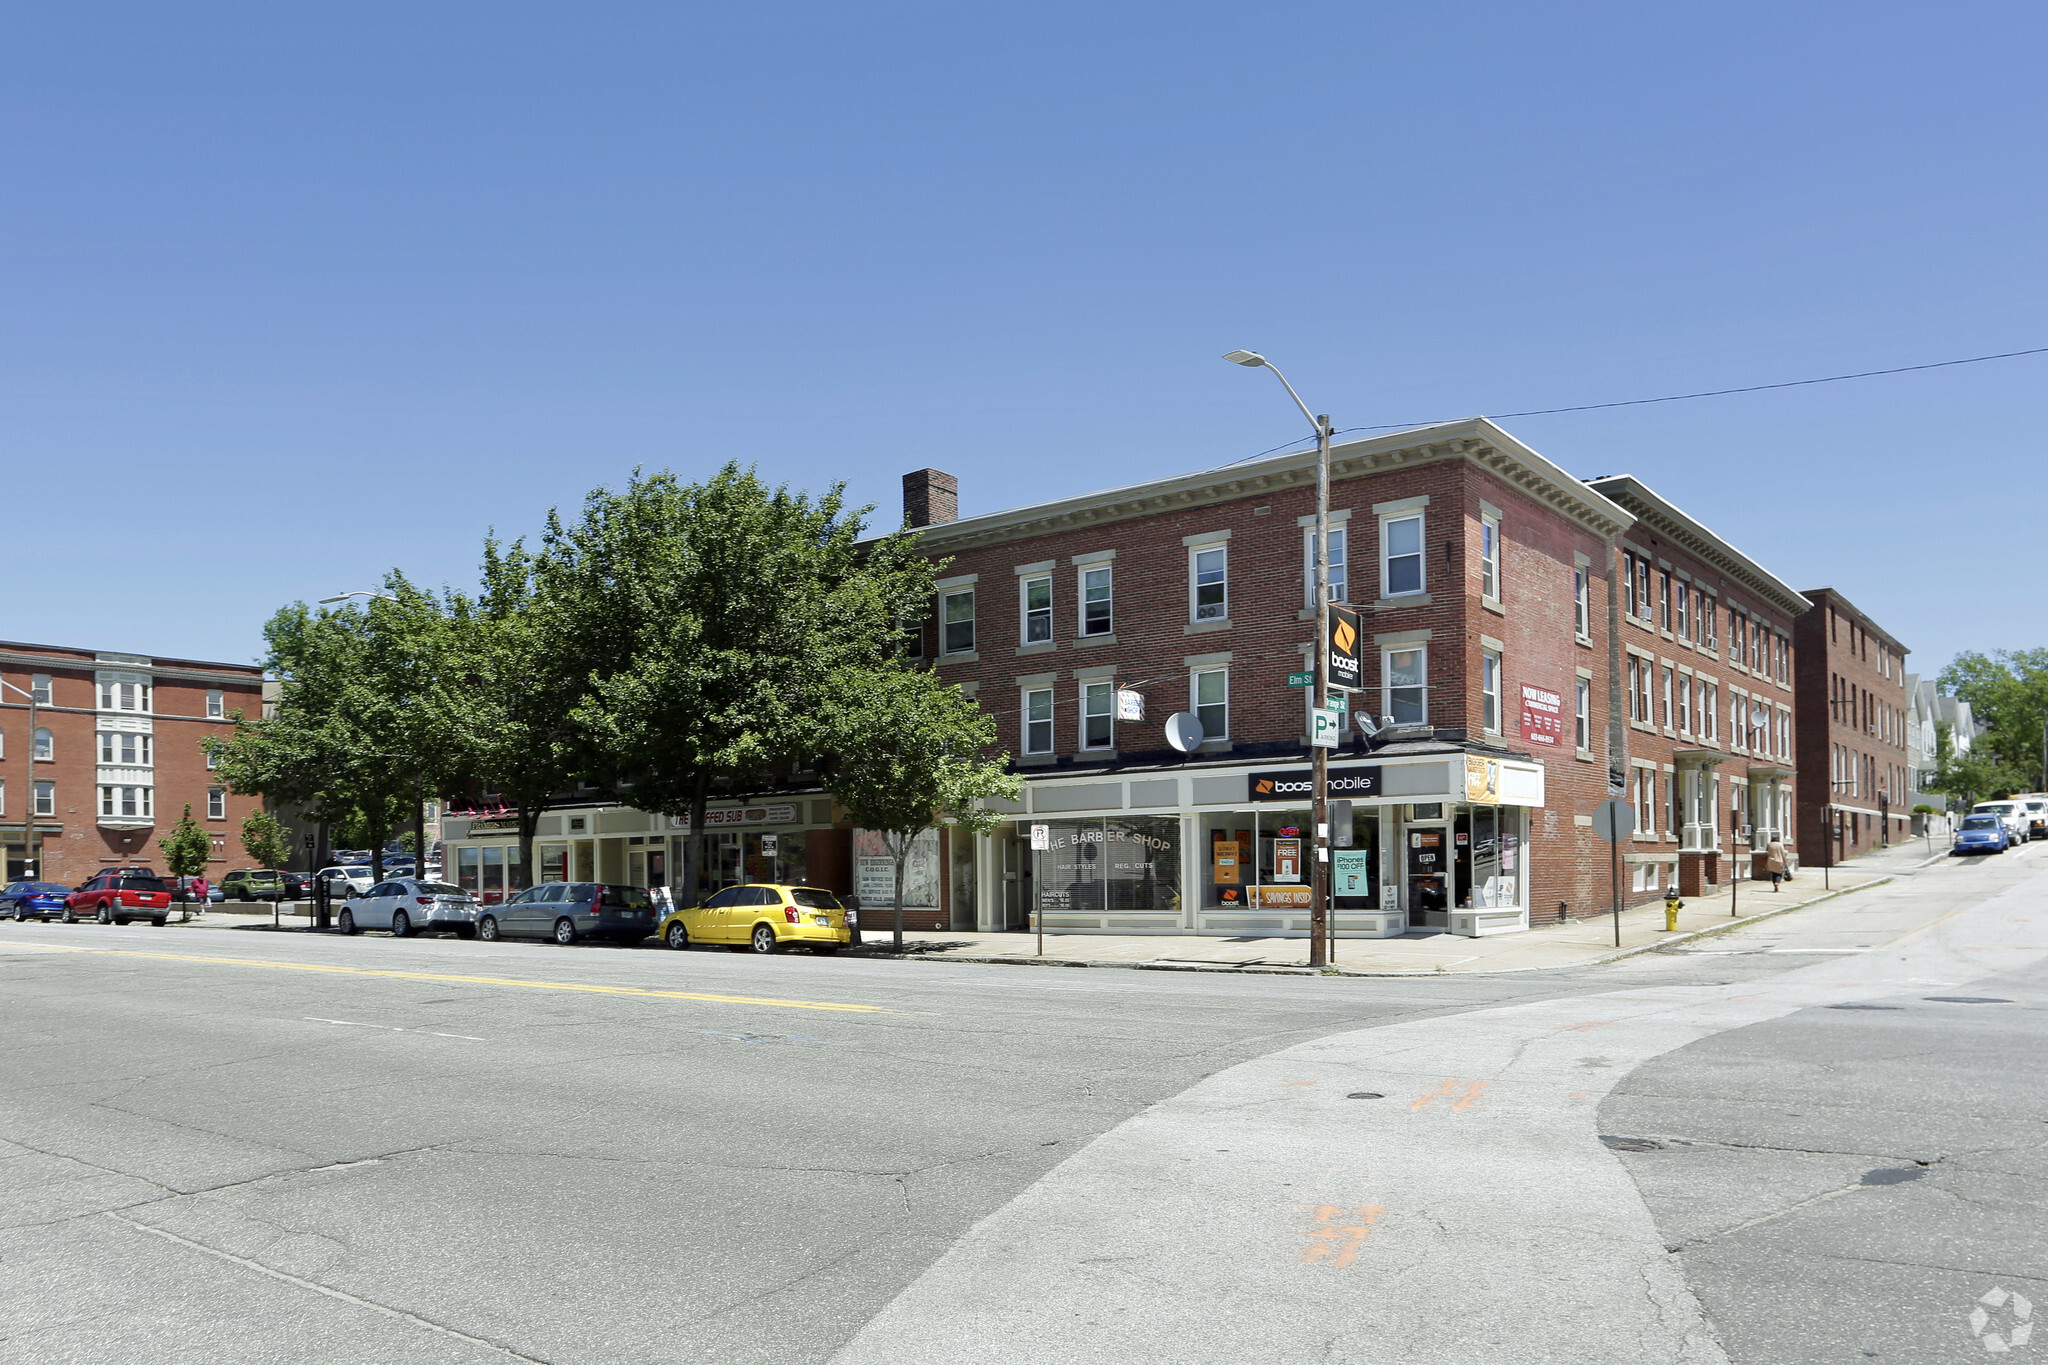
[660,884,851,955]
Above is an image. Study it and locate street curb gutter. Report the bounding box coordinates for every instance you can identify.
[847,874,1897,979]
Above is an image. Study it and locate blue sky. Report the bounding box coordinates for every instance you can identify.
[5,2,2042,676]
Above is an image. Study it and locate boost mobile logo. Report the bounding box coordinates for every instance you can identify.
[1333,616,1357,657]
[1254,779,1275,795]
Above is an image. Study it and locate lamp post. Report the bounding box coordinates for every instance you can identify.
[1225,350,1335,969]
[1,676,43,883]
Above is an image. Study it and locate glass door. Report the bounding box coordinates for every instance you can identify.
[1405,824,1449,927]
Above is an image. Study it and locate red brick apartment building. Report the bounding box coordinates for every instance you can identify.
[0,642,266,884]
[894,417,1808,940]
[1793,589,1911,861]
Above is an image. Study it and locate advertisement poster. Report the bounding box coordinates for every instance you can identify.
[853,829,939,908]
[1273,837,1302,883]
[1332,849,1371,896]
[1251,885,1313,909]
[1520,683,1564,746]
[1211,839,1241,885]
[1465,755,1502,803]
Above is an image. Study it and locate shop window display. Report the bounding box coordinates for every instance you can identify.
[1033,816,1179,916]
[1203,809,1378,912]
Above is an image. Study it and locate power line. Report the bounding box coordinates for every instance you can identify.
[1212,343,2048,467]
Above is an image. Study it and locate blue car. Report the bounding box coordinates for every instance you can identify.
[1952,813,2010,855]
[2,881,75,920]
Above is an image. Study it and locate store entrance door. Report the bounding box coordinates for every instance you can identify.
[1405,825,1449,928]
[1000,829,1031,931]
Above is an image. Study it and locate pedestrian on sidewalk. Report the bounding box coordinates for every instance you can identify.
[1765,839,1788,891]
[844,894,863,947]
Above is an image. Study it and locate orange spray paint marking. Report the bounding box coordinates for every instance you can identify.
[1411,1080,1487,1113]
[1287,1080,1318,1087]
[1554,1020,1617,1033]
[1303,1205,1385,1267]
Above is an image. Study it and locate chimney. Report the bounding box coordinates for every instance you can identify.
[902,468,958,527]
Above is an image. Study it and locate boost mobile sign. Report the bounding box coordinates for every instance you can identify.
[1327,604,1364,692]
[1248,764,1383,802]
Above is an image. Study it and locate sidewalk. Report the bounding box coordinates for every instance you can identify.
[850,851,1933,976]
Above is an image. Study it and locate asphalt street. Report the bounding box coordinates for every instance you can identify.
[1,841,2042,1364]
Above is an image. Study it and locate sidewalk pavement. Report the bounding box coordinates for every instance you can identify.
[179,838,1951,977]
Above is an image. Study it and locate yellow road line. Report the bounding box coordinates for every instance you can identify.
[0,943,895,1013]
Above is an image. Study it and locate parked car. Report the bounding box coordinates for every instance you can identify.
[279,871,314,899]
[1953,813,2011,855]
[1,881,74,921]
[2014,798,2048,841]
[219,868,288,902]
[66,870,175,925]
[478,883,657,946]
[658,884,850,955]
[336,879,483,938]
[1971,802,2028,845]
[316,866,374,899]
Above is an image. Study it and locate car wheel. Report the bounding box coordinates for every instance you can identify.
[96,905,112,925]
[61,906,77,923]
[14,906,27,922]
[477,915,499,942]
[237,888,251,902]
[152,918,167,927]
[553,917,576,946]
[812,945,840,956]
[338,908,357,936]
[390,910,410,939]
[665,921,691,951]
[750,924,778,954]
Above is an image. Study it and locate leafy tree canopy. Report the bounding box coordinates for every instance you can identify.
[1936,649,2048,801]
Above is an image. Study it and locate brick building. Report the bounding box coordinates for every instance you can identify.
[1793,589,1911,861]
[878,419,1804,940]
[1584,479,1808,896]
[0,641,266,885]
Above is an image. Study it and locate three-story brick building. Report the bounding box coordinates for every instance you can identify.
[1793,589,1911,861]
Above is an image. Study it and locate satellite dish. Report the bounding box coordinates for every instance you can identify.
[1354,713,1381,737]
[1165,711,1206,753]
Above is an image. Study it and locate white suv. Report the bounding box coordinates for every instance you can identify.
[2015,797,2048,842]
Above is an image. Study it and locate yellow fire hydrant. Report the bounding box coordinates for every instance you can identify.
[1664,887,1682,931]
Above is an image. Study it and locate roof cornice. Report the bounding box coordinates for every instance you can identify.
[910,418,1636,553]
[1588,476,1811,621]
[1796,587,1910,654]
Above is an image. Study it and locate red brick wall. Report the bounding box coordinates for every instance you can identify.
[1793,593,1910,858]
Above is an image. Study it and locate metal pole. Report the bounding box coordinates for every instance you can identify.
[1312,413,1332,970]
[25,680,38,884]
[1610,831,1622,948]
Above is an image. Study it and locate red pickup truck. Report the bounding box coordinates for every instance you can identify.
[66,869,175,926]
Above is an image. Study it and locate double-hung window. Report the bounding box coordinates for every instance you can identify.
[1675,582,1690,642]
[1022,687,1054,755]
[1677,675,1692,737]
[1081,566,1113,636]
[1021,576,1052,644]
[1575,680,1592,751]
[1702,597,1718,651]
[206,689,225,719]
[32,728,52,761]
[1382,515,1424,597]
[1704,684,1718,742]
[1658,572,1672,631]
[1193,668,1228,741]
[1573,568,1591,639]
[1479,515,1500,601]
[1191,547,1227,621]
[941,589,975,655]
[1626,659,1641,722]
[1384,647,1427,725]
[1635,768,1655,836]
[207,787,227,820]
[30,674,51,705]
[1081,681,1114,750]
[33,781,55,817]
[1660,666,1674,730]
[1480,650,1502,733]
[1305,526,1348,606]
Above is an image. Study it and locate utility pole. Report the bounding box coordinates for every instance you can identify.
[1312,412,1333,970]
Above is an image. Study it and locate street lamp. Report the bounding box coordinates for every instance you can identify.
[1226,350,1336,970]
[319,590,397,605]
[1,676,44,883]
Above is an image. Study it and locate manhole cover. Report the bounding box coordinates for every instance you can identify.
[1600,1135,1665,1152]
[1860,1166,1925,1186]
[1347,1092,1384,1100]
[1924,996,2014,1005]
[1828,1003,1903,1011]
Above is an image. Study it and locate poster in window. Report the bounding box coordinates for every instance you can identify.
[1273,837,1302,883]
[1212,839,1241,885]
[1332,848,1371,896]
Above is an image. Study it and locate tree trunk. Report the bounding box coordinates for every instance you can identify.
[690,771,711,908]
[892,839,907,952]
[370,826,388,883]
[413,779,428,882]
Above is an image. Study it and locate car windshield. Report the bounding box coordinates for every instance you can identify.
[790,889,841,910]
[1962,816,1999,830]
[417,882,465,896]
[1978,804,2014,814]
[601,885,653,909]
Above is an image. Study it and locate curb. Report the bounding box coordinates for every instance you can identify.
[1587,874,1895,966]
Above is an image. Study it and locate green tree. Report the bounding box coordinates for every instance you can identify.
[241,809,294,870]
[537,465,936,895]
[1935,650,2048,799]
[158,805,213,878]
[826,668,1020,950]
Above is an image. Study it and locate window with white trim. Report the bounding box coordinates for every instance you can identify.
[1384,646,1426,725]
[1022,687,1054,755]
[1479,514,1500,601]
[207,787,227,820]
[30,674,51,705]
[1575,680,1591,751]
[1191,546,1227,621]
[1677,675,1692,737]
[33,781,53,817]
[1304,526,1348,606]
[205,745,218,770]
[100,785,153,818]
[1705,684,1719,742]
[97,732,152,765]
[1480,650,1501,733]
[1635,767,1655,836]
[1702,596,1718,651]
[1193,668,1228,741]
[941,589,975,655]
[1675,581,1690,642]
[1660,666,1674,730]
[1080,566,1113,636]
[1020,576,1052,645]
[1573,568,1590,638]
[206,689,225,718]
[32,727,51,761]
[1081,681,1114,750]
[1382,515,1424,597]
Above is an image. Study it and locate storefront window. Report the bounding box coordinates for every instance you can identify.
[1204,808,1380,914]
[539,845,568,882]
[1034,816,1179,917]
[457,846,480,892]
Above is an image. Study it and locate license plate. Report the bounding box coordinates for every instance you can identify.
[813,915,830,926]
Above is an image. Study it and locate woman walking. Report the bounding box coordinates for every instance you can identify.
[1765,838,1788,891]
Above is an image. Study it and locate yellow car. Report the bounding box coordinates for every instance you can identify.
[660,884,851,955]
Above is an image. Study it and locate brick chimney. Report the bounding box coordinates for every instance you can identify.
[902,468,958,527]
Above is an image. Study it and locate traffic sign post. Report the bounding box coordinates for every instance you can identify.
[1593,798,1635,948]
[1310,709,1341,749]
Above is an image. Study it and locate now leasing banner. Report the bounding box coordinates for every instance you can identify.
[1520,683,1564,747]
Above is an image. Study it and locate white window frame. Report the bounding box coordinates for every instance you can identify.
[940,589,975,656]
[1190,545,1228,622]
[1573,568,1591,639]
[1080,681,1115,751]
[1660,666,1674,731]
[1677,674,1692,738]
[1574,680,1592,752]
[206,689,225,719]
[1675,581,1690,642]
[1022,687,1054,756]
[1079,565,1113,637]
[1304,524,1351,607]
[207,787,227,820]
[1192,667,1228,742]
[33,781,55,817]
[1380,513,1426,598]
[1383,645,1427,726]
[1020,576,1053,645]
[1480,650,1502,734]
[32,727,52,762]
[1479,514,1500,601]
[30,674,51,705]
